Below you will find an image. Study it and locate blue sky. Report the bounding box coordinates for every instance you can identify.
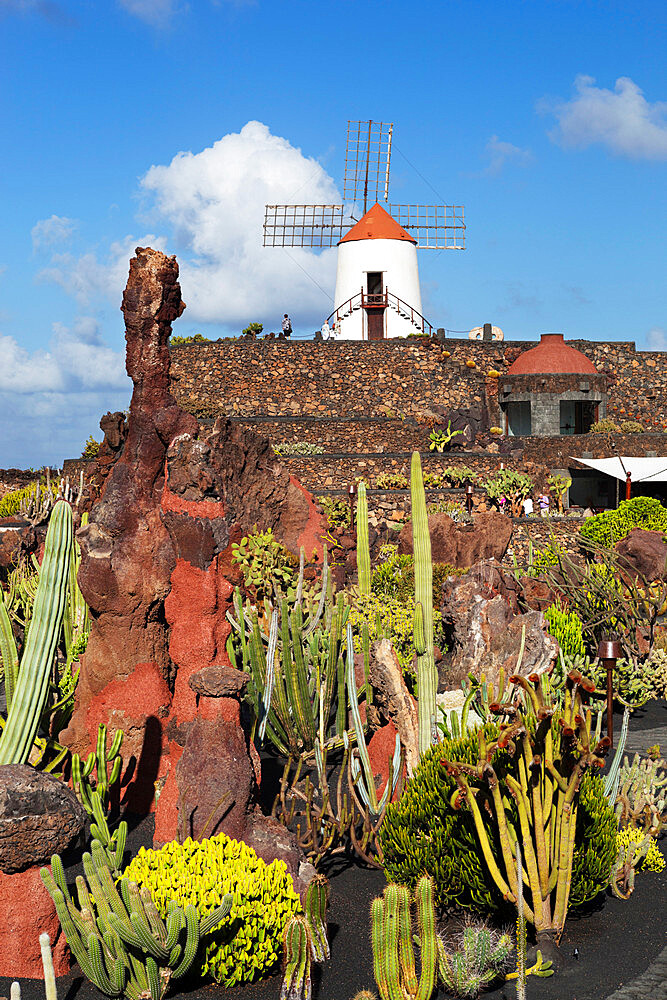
[0,0,666,467]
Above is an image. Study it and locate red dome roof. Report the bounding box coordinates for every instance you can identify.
[507,334,597,375]
[339,202,416,244]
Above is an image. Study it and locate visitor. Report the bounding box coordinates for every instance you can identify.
[332,318,341,338]
[282,314,292,338]
[321,319,331,340]
[522,496,534,517]
[498,495,507,513]
[538,493,550,518]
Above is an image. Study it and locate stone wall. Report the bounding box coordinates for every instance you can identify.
[170,336,667,431]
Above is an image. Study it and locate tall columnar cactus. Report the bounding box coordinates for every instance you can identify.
[280,876,330,1000]
[410,452,436,756]
[72,723,127,875]
[0,500,72,765]
[356,482,371,596]
[371,876,437,1000]
[41,840,232,1000]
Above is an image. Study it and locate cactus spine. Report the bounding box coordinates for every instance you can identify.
[41,840,232,1000]
[356,481,371,596]
[371,876,436,1000]
[0,500,72,765]
[410,452,436,756]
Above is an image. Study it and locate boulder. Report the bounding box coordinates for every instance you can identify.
[398,511,513,569]
[0,765,86,874]
[439,561,558,690]
[615,528,667,582]
[188,664,248,699]
[243,812,315,896]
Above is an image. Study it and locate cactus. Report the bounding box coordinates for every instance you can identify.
[437,921,513,998]
[41,840,232,1000]
[439,670,615,941]
[280,879,329,1000]
[371,876,437,1000]
[615,752,667,837]
[604,706,630,804]
[281,915,311,1000]
[346,624,403,819]
[0,500,72,765]
[304,874,330,962]
[228,564,367,758]
[39,933,58,1000]
[356,482,371,596]
[410,452,436,757]
[71,723,127,874]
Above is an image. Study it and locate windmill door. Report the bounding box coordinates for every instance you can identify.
[367,309,384,340]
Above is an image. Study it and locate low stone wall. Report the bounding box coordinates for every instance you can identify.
[170,336,667,431]
[229,416,428,453]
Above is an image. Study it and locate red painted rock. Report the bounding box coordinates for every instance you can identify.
[0,766,85,874]
[398,512,512,569]
[0,865,71,977]
[615,528,667,582]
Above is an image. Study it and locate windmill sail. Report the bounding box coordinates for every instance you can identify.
[263,204,356,248]
[387,204,466,249]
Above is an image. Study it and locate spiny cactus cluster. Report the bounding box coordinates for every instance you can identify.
[371,876,436,1000]
[122,833,301,986]
[41,839,231,1000]
[437,922,513,998]
[615,752,667,837]
[71,723,126,875]
[280,875,330,1000]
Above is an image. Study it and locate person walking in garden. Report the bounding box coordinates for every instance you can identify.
[538,492,550,517]
[282,313,292,337]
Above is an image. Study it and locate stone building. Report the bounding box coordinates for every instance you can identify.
[500,334,607,437]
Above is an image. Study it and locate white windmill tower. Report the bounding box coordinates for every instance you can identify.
[263,121,465,340]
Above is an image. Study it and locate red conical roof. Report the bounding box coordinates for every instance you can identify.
[339,202,417,245]
[507,334,597,375]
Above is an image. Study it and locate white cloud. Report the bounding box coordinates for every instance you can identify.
[647,327,667,350]
[118,0,180,27]
[31,214,77,252]
[541,75,667,160]
[484,135,533,175]
[0,317,126,394]
[38,233,166,306]
[0,317,130,466]
[140,120,339,327]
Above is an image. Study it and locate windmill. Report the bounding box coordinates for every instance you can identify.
[263,120,465,340]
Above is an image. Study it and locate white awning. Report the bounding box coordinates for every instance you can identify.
[572,456,667,483]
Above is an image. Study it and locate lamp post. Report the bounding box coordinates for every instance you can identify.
[625,470,632,501]
[598,637,621,746]
[465,483,474,516]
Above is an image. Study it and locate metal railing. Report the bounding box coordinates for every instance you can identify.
[326,287,433,338]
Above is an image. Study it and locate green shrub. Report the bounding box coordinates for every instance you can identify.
[242,322,263,337]
[317,496,351,530]
[483,470,533,505]
[526,541,564,577]
[620,420,644,433]
[81,436,100,459]
[444,466,477,486]
[544,604,586,659]
[273,441,324,456]
[371,547,461,604]
[122,834,301,987]
[0,480,59,518]
[380,727,617,914]
[590,418,621,434]
[347,593,421,681]
[580,496,667,547]
[375,471,409,489]
[169,332,211,346]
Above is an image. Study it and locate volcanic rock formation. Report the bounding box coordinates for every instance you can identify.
[62,248,324,884]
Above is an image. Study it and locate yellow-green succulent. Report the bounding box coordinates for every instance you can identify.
[122,833,302,987]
